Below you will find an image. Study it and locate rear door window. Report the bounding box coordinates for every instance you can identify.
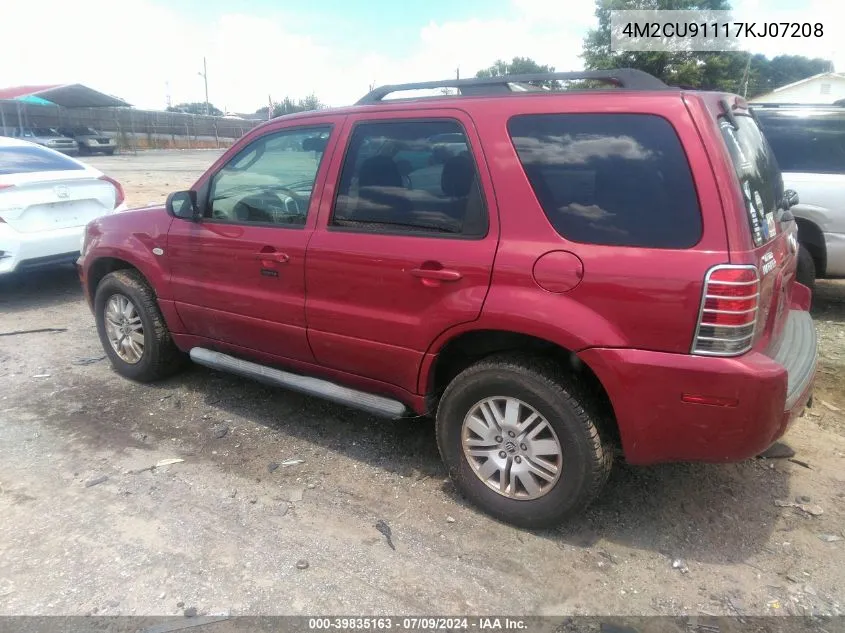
[507,113,702,249]
[719,114,784,247]
[0,145,85,175]
[754,108,845,175]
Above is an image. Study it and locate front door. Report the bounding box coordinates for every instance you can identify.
[167,121,339,362]
[305,111,499,393]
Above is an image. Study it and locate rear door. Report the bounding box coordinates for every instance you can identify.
[0,145,117,231]
[305,109,499,393]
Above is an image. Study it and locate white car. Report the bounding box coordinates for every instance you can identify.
[0,136,127,275]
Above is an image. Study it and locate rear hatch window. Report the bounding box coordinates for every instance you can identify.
[718,109,795,352]
[0,146,85,175]
[719,114,784,248]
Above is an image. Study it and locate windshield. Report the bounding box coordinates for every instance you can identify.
[32,128,60,136]
[719,113,784,248]
[754,108,845,175]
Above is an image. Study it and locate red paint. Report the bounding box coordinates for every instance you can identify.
[532,251,583,293]
[78,86,817,464]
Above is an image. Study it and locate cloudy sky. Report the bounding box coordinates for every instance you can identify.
[0,0,842,114]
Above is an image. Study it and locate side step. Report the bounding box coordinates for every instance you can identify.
[189,348,410,419]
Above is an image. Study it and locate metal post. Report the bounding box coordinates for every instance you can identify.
[0,104,7,132]
[15,100,22,133]
[199,57,209,116]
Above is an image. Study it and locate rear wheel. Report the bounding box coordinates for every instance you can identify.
[105,148,115,156]
[435,354,613,529]
[796,245,816,292]
[94,270,185,382]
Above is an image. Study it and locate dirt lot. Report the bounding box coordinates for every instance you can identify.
[0,150,844,619]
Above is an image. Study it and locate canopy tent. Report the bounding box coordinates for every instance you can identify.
[0,84,130,135]
[0,84,129,108]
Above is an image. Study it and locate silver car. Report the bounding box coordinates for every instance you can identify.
[58,126,117,156]
[753,104,845,288]
[0,126,78,155]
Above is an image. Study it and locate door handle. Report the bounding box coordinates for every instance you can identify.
[409,268,462,281]
[255,251,290,264]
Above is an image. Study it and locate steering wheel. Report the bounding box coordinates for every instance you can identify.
[271,187,306,215]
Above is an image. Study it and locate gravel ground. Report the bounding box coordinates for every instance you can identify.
[0,151,843,620]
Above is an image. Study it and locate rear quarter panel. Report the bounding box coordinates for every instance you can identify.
[458,92,730,355]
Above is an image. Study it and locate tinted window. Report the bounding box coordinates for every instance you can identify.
[208,125,331,226]
[331,120,487,237]
[0,145,85,175]
[508,114,702,248]
[754,109,845,175]
[719,114,784,247]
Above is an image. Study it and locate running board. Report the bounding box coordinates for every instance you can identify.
[189,348,410,419]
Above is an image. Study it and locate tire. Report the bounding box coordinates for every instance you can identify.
[105,149,115,156]
[796,246,816,292]
[435,353,613,529]
[78,145,90,156]
[94,269,185,382]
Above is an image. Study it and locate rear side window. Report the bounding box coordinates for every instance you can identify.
[719,114,784,248]
[754,109,845,175]
[508,114,702,249]
[0,146,85,175]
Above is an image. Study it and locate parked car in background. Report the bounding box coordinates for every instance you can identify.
[78,70,816,528]
[58,126,117,155]
[0,136,126,275]
[0,126,78,155]
[752,104,845,288]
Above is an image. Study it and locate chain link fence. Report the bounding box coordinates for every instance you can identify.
[0,101,264,152]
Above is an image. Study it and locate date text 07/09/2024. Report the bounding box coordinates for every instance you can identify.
[307,618,528,630]
[621,21,823,39]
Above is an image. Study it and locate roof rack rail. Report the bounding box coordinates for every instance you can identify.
[356,69,670,105]
[751,102,845,108]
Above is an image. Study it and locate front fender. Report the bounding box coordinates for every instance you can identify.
[80,207,174,305]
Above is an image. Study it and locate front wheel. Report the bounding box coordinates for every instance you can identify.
[94,269,185,382]
[435,354,613,529]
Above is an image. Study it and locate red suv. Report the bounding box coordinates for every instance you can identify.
[78,70,818,528]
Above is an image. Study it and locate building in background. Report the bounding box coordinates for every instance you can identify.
[751,72,845,104]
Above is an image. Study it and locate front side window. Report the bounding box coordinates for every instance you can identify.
[208,125,331,226]
[508,113,702,249]
[331,120,487,237]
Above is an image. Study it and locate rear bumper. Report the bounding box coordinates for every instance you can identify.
[823,231,845,277]
[579,309,817,465]
[0,224,85,275]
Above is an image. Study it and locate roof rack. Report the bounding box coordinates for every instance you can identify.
[355,69,670,105]
[750,102,845,108]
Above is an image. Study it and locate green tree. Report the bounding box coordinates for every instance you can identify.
[581,0,832,96]
[476,56,560,88]
[166,102,222,116]
[582,0,732,88]
[254,94,325,119]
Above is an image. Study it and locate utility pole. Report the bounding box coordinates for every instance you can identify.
[165,81,172,109]
[198,57,209,115]
[456,67,460,80]
[741,52,752,98]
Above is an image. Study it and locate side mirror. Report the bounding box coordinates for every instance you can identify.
[166,190,200,221]
[784,189,799,209]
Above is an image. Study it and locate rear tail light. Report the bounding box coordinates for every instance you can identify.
[692,265,759,356]
[98,174,125,209]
